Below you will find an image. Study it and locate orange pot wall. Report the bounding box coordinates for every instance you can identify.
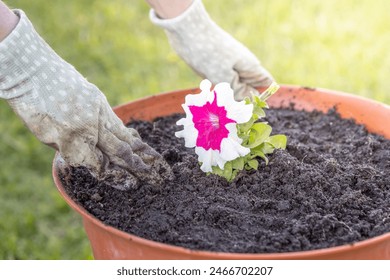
[53,85,390,259]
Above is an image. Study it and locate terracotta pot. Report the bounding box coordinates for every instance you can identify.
[52,85,390,259]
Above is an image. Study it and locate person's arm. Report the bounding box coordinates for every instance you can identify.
[146,0,273,100]
[0,0,19,40]
[144,0,193,19]
[0,3,171,189]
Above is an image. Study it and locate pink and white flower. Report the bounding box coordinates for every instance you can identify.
[175,79,253,172]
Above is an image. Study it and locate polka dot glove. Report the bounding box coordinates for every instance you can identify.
[150,0,274,100]
[0,10,172,189]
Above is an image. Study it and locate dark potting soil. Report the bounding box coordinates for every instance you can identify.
[60,107,390,253]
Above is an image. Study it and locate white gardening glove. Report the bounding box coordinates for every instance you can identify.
[0,10,172,189]
[149,0,274,100]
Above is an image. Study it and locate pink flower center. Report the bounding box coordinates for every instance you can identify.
[189,91,236,151]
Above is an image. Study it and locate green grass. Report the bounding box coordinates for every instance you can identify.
[1,0,389,259]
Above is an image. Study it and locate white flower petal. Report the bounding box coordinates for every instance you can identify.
[185,79,214,106]
[175,130,185,138]
[218,124,250,161]
[196,147,213,172]
[175,125,198,148]
[195,147,228,172]
[220,139,240,161]
[213,82,253,124]
[227,102,253,124]
[215,155,227,170]
[185,92,208,106]
[176,117,187,126]
[237,144,250,156]
[220,138,250,161]
[225,123,242,144]
[200,79,212,92]
[214,82,234,108]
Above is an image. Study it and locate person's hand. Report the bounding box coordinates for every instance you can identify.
[149,0,274,100]
[0,10,172,189]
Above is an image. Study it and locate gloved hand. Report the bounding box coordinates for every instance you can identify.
[0,10,172,189]
[149,0,274,100]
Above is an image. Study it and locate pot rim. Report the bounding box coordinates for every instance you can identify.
[52,84,390,259]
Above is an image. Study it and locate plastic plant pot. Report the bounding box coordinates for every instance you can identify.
[52,85,390,259]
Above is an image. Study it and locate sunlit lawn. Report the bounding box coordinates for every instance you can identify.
[1,0,389,259]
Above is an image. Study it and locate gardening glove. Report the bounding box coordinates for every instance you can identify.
[0,10,172,190]
[149,0,274,100]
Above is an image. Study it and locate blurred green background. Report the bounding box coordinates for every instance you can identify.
[1,0,389,259]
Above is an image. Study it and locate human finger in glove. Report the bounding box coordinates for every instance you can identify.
[148,0,274,100]
[0,9,172,190]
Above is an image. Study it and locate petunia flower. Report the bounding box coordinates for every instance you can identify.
[175,79,253,172]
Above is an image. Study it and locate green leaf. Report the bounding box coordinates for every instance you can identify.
[212,162,234,181]
[253,95,261,103]
[223,161,233,179]
[237,118,255,134]
[258,142,275,154]
[245,123,272,148]
[231,169,240,179]
[247,159,259,170]
[263,155,269,165]
[239,134,249,143]
[257,100,269,108]
[231,157,245,170]
[251,149,269,164]
[244,97,252,104]
[266,134,288,149]
[253,106,266,118]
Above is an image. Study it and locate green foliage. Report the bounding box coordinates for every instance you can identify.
[212,83,287,181]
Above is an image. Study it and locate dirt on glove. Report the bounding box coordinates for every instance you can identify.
[60,106,390,253]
